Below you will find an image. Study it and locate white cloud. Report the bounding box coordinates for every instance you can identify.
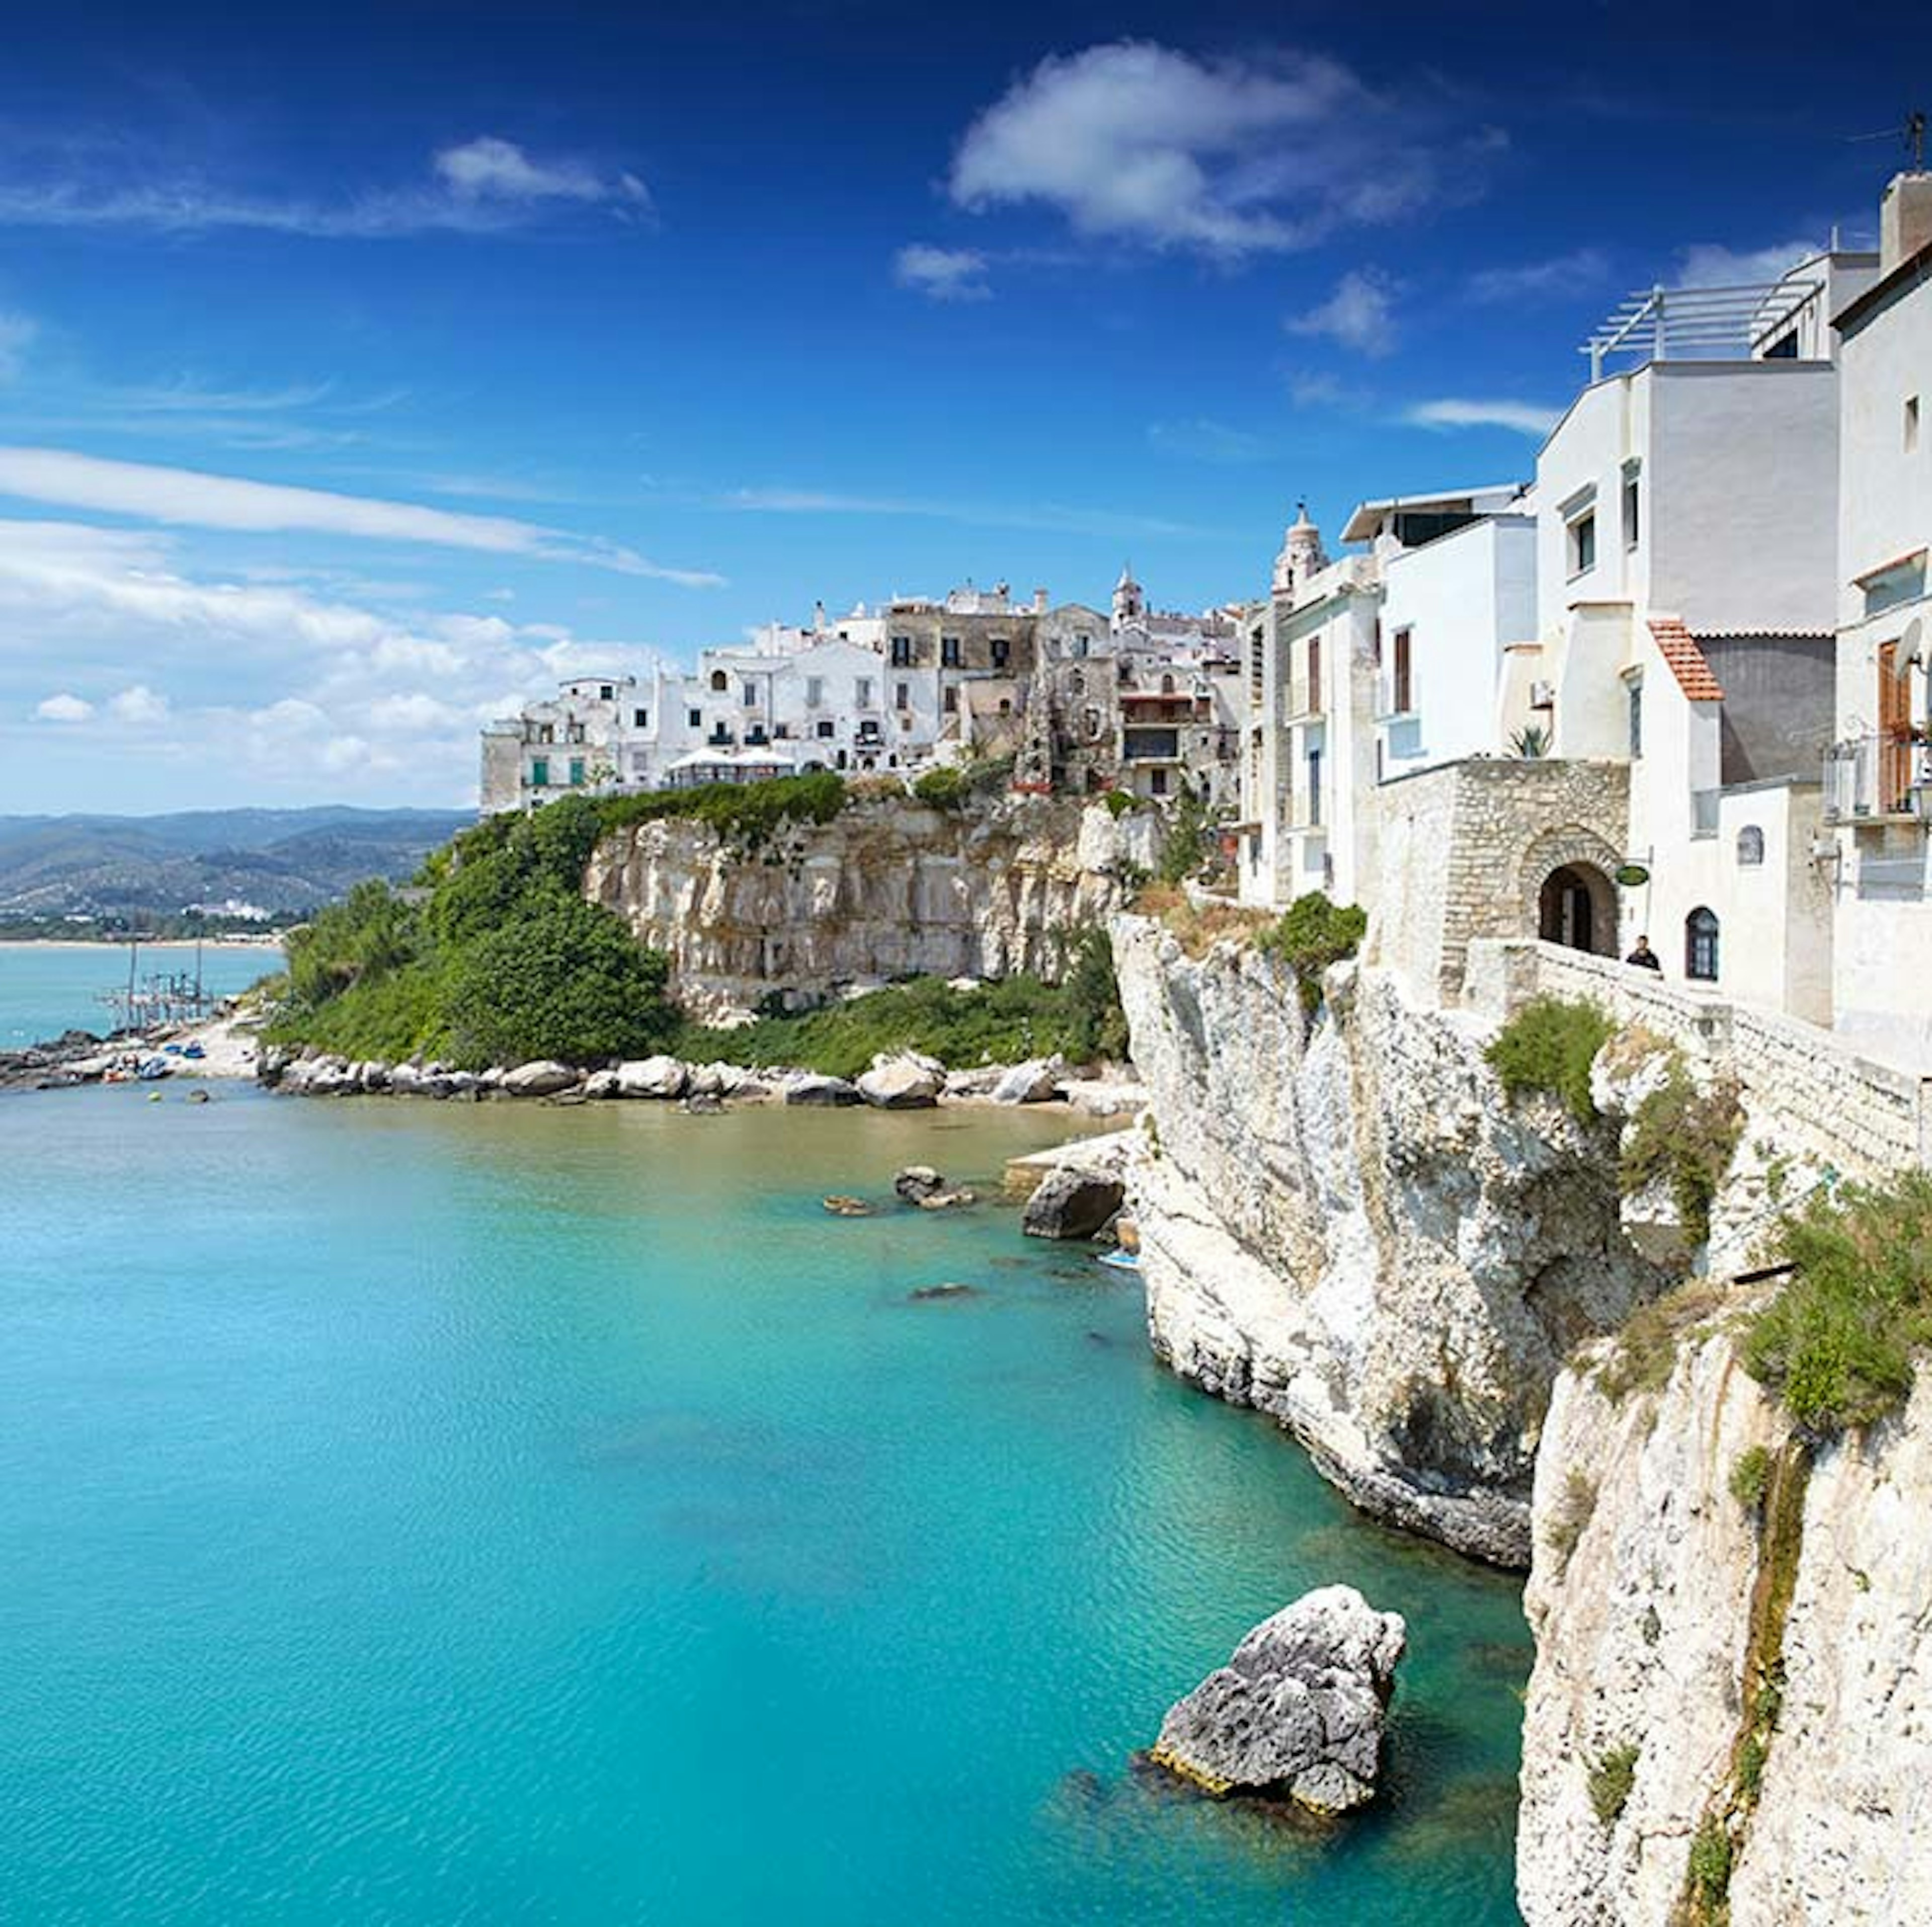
[0,136,652,238]
[1405,397,1558,437]
[1676,238,1820,288]
[892,244,991,301]
[0,310,35,382]
[35,691,93,722]
[107,684,169,724]
[1287,270,1398,357]
[946,41,1468,257]
[1466,248,1611,303]
[723,485,1201,541]
[0,447,723,585]
[434,137,651,215]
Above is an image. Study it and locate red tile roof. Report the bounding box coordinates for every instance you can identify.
[1648,617,1725,702]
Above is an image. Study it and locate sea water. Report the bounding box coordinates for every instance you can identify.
[0,941,279,1049]
[1,1007,1528,1926]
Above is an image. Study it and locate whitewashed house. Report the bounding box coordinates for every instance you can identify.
[1823,168,1932,1063]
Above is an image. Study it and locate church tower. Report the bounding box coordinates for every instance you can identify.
[1272,502,1325,596]
[1111,562,1145,629]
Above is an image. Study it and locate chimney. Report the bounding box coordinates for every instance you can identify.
[1032,587,1048,613]
[1880,171,1932,274]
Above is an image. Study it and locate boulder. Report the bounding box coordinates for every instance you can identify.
[915,1188,978,1211]
[858,1055,943,1109]
[616,1055,688,1099]
[942,1065,1006,1099]
[502,1060,581,1098]
[784,1073,861,1107]
[894,1165,947,1203]
[822,1195,873,1217]
[992,1055,1066,1105]
[1021,1167,1126,1241]
[1149,1585,1406,1813]
[582,1069,621,1099]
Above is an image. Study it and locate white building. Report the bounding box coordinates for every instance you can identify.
[1823,169,1932,1063]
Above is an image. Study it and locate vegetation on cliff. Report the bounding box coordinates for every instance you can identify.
[674,927,1129,1079]
[1255,891,1369,1015]
[1618,1054,1743,1249]
[1744,1171,1932,1434]
[1486,995,1614,1122]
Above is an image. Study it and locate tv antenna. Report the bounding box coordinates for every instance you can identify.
[1848,109,1926,171]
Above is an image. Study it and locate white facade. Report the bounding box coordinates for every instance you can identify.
[1824,173,1932,1065]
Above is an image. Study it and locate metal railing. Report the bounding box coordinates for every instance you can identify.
[1583,278,1822,380]
[1823,733,1930,822]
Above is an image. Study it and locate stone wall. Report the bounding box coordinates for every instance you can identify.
[1468,936,1932,1181]
[1370,758,1631,1005]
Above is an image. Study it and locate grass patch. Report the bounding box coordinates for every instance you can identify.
[1587,1742,1640,1827]
[1255,891,1369,1016]
[1487,995,1614,1123]
[1546,1469,1598,1572]
[1685,1817,1733,1914]
[1742,1172,1932,1435]
[1619,1057,1744,1250]
[1729,1445,1772,1513]
[1595,1302,1679,1402]
[1134,883,1274,958]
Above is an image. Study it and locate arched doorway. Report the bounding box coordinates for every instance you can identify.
[1538,862,1617,954]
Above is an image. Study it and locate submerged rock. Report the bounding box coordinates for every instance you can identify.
[822,1194,873,1217]
[915,1188,978,1211]
[1022,1167,1126,1241]
[1149,1585,1405,1814]
[894,1165,947,1203]
[909,1282,978,1302]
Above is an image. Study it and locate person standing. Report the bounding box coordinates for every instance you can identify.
[1625,934,1661,973]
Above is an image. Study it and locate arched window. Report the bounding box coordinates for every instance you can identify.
[1736,825,1765,867]
[709,669,728,692]
[1160,672,1175,695]
[1685,907,1720,982]
[1069,670,1085,697]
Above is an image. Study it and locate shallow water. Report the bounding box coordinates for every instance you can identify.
[0,941,277,1048]
[2,1049,1527,1922]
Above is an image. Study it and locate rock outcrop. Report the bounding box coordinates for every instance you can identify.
[856,1053,943,1108]
[991,1054,1066,1105]
[1021,1167,1124,1240]
[1517,1329,1932,1926]
[1150,1585,1406,1814]
[1112,915,1671,1566]
[584,794,1158,1019]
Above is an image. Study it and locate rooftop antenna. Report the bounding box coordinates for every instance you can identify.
[1847,108,1927,171]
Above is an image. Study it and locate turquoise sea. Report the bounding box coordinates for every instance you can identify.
[1,955,1528,1925]
[0,941,279,1049]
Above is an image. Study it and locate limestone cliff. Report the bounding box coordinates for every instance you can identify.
[585,795,1159,1018]
[1112,915,1668,1566]
[1518,1330,1932,1925]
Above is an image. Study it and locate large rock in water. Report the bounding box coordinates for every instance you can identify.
[1022,1166,1125,1240]
[856,1054,943,1109]
[1150,1585,1406,1813]
[616,1055,688,1099]
[784,1073,861,1107]
[992,1055,1065,1105]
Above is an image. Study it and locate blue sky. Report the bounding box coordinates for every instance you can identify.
[0,0,1918,810]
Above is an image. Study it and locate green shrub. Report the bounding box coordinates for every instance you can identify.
[1742,1173,1932,1434]
[1729,1445,1773,1512]
[1546,1469,1597,1571]
[593,769,847,849]
[1154,780,1212,886]
[1596,1302,1678,1402]
[1486,996,1614,1123]
[1620,1060,1743,1249]
[1100,788,1137,819]
[1587,1742,1639,1826]
[1256,892,1369,1015]
[1686,1817,1732,1911]
[912,765,970,811]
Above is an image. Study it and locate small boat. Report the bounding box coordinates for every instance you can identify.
[1096,1249,1141,1272]
[181,1041,206,1061]
[134,1055,174,1082]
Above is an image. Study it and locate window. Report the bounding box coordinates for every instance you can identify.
[1393,627,1413,713]
[741,680,757,707]
[1685,907,1720,982]
[854,678,872,709]
[569,758,586,786]
[1622,462,1641,550]
[774,724,790,740]
[942,686,958,714]
[687,707,701,729]
[1307,746,1322,826]
[941,635,962,668]
[1736,825,1765,867]
[1372,619,1383,668]
[1160,672,1175,695]
[632,707,649,729]
[599,684,614,700]
[1568,510,1597,578]
[709,669,728,692]
[1308,634,1322,713]
[1627,675,1643,758]
[1075,634,1090,657]
[890,635,913,666]
[1151,766,1169,797]
[816,719,835,740]
[805,676,823,708]
[1069,670,1085,697]
[1909,396,1922,455]
[895,681,910,710]
[990,638,1010,671]
[530,757,549,787]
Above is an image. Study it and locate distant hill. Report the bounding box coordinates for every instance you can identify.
[0,807,474,922]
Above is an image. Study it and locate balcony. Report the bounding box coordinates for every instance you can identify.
[1822,733,1932,827]
[1582,276,1824,380]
